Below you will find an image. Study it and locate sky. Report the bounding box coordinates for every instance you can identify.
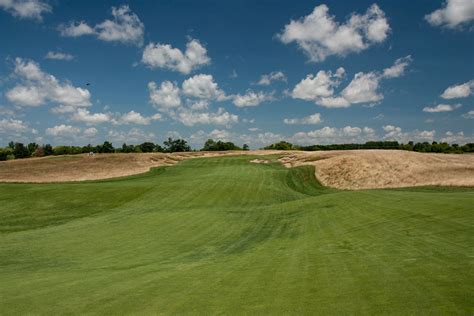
[0,0,473,149]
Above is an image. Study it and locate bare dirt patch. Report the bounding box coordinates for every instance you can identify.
[250,159,271,164]
[280,150,474,190]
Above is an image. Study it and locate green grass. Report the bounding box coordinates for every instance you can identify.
[0,155,472,314]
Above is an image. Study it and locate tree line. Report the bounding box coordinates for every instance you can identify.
[264,140,474,153]
[2,138,473,161]
[0,138,249,161]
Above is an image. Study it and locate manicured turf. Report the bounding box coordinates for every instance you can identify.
[0,155,472,314]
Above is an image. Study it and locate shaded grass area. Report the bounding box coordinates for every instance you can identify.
[0,155,472,314]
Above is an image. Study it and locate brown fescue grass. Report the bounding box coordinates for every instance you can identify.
[1,150,473,189]
[279,150,474,190]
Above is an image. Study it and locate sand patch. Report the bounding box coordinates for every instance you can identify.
[250,159,271,164]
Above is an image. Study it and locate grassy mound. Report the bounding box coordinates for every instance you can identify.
[0,155,472,314]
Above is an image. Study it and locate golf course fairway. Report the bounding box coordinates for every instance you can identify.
[0,155,472,314]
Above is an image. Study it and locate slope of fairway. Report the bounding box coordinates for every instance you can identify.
[0,156,472,314]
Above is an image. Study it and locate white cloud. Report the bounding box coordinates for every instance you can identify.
[425,0,474,28]
[182,74,226,100]
[289,125,376,145]
[291,57,411,108]
[176,107,238,126]
[5,85,46,107]
[0,118,30,134]
[142,38,210,74]
[45,51,74,61]
[108,128,155,143]
[278,3,390,62]
[382,55,412,78]
[340,72,383,104]
[116,111,161,125]
[6,58,91,108]
[423,103,462,112]
[0,0,51,21]
[257,71,287,85]
[59,5,144,46]
[70,109,111,125]
[148,81,181,110]
[383,125,436,143]
[441,80,474,99]
[83,127,98,137]
[59,21,95,37]
[284,113,322,125]
[317,96,351,108]
[233,90,274,107]
[45,124,81,137]
[189,100,209,110]
[463,110,474,119]
[292,69,343,101]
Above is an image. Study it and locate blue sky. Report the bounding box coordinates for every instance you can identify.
[0,0,473,148]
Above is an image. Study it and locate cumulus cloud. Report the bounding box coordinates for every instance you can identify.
[463,110,474,119]
[108,128,155,143]
[382,55,412,78]
[182,74,227,100]
[425,0,474,28]
[0,118,31,134]
[292,68,344,101]
[289,125,376,145]
[6,58,91,109]
[59,5,144,46]
[70,108,111,125]
[383,125,436,143]
[45,124,81,137]
[116,111,161,125]
[423,103,462,113]
[340,72,383,104]
[0,0,51,21]
[257,71,287,85]
[147,75,240,127]
[142,38,210,74]
[176,107,238,126]
[83,127,98,137]
[189,100,209,110]
[59,21,95,37]
[441,80,474,99]
[45,51,74,61]
[284,113,322,125]
[148,81,181,110]
[291,57,411,108]
[440,131,474,144]
[67,108,161,126]
[233,90,274,107]
[278,3,390,62]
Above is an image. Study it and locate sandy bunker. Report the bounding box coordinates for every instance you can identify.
[0,150,473,189]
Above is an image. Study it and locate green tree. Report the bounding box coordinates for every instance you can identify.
[163,138,190,152]
[140,142,155,153]
[27,143,38,156]
[100,141,114,153]
[13,143,29,159]
[43,144,53,156]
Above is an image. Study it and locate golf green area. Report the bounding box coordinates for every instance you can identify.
[0,155,472,314]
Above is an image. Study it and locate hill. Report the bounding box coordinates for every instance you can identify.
[0,155,472,314]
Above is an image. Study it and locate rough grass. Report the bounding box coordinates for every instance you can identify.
[0,155,472,314]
